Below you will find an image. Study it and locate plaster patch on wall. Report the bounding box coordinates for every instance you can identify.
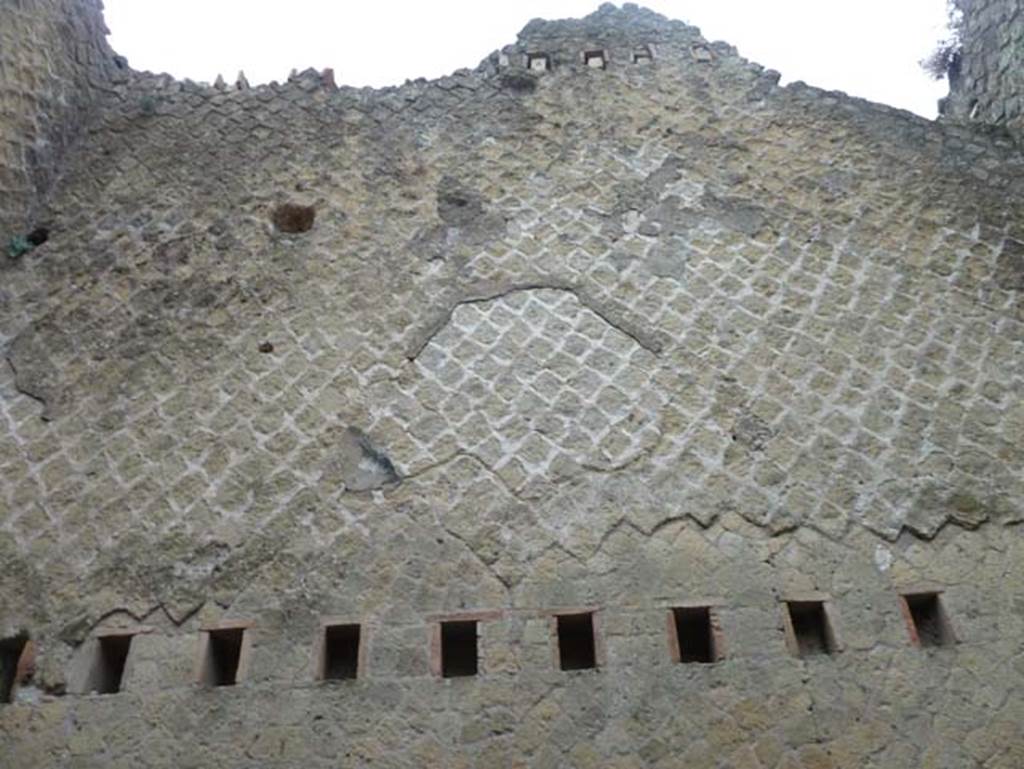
[385,288,667,493]
[874,544,893,573]
[322,427,401,492]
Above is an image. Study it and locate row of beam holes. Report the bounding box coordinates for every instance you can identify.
[526,46,652,73]
[0,593,955,699]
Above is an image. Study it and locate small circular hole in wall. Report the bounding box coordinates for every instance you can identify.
[27,227,49,246]
[271,203,316,234]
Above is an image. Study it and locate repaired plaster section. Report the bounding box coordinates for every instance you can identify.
[391,286,669,495]
[322,426,401,492]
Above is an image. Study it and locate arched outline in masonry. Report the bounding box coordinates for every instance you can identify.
[404,276,671,362]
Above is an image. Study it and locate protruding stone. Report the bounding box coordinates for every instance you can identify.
[692,45,713,62]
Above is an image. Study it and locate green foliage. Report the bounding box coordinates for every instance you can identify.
[6,236,32,259]
[140,95,158,116]
[922,0,966,80]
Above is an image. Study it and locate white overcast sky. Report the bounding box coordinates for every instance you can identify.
[104,1,951,118]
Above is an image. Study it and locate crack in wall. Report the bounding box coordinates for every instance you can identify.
[397,450,526,501]
[5,354,52,422]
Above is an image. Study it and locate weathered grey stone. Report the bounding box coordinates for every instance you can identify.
[732,413,773,452]
[644,239,690,281]
[699,192,767,237]
[994,238,1024,289]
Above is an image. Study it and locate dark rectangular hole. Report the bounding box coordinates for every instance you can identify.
[673,607,716,663]
[786,601,836,657]
[203,628,244,686]
[322,624,361,680]
[90,635,132,694]
[527,53,549,72]
[1,635,28,704]
[557,613,597,671]
[904,593,954,647]
[440,620,478,678]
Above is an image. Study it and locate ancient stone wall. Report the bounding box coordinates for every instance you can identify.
[943,0,1024,131]
[0,0,116,240]
[0,3,1023,768]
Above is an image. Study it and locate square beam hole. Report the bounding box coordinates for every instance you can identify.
[1,635,28,704]
[527,53,549,72]
[633,47,653,64]
[87,635,132,694]
[321,624,361,681]
[903,593,955,647]
[441,621,478,678]
[585,50,606,69]
[200,628,245,687]
[785,601,837,657]
[672,607,718,664]
[556,612,597,671]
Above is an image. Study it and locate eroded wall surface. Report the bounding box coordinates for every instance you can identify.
[0,0,115,237]
[1,4,1023,768]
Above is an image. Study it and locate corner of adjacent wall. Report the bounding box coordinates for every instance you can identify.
[0,0,117,238]
[943,0,1024,135]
